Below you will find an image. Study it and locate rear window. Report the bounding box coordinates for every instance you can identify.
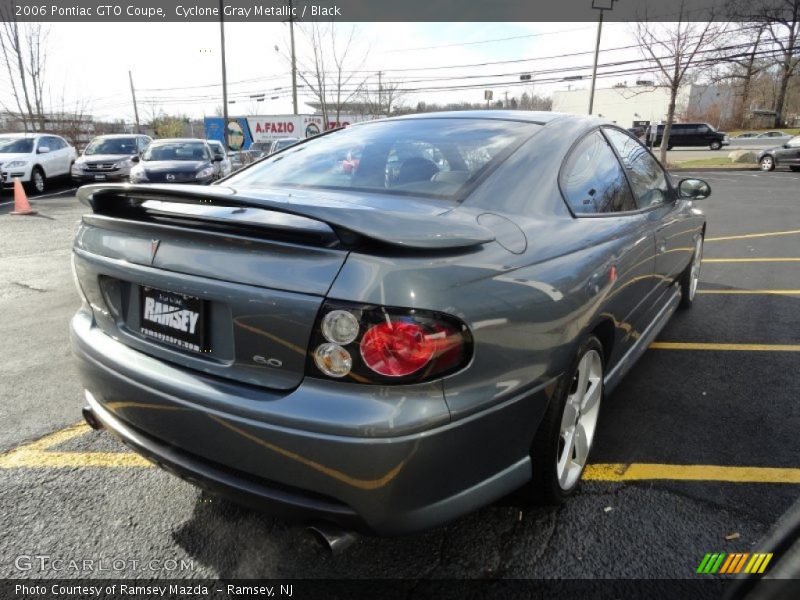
[226,118,540,199]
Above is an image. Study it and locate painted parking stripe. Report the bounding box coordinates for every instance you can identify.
[649,342,800,352]
[703,258,800,263]
[706,228,800,242]
[2,424,799,485]
[697,289,800,295]
[583,463,800,484]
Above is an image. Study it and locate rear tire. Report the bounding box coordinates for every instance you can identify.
[760,156,775,171]
[790,166,800,172]
[679,235,704,309]
[523,336,604,505]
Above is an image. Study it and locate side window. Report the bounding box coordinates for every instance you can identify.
[604,128,670,208]
[697,125,709,134]
[560,131,636,215]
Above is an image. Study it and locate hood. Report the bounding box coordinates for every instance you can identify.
[140,160,209,173]
[0,153,31,164]
[76,183,496,250]
[78,153,135,164]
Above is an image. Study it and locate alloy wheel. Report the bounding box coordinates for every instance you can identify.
[33,170,44,193]
[689,236,703,301]
[557,349,603,491]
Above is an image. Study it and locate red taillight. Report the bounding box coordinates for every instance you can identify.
[360,321,437,377]
[307,302,473,384]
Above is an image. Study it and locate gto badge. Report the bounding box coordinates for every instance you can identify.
[253,355,283,368]
[166,173,176,181]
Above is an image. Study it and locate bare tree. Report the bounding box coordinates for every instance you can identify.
[0,5,48,131]
[634,3,728,162]
[280,23,367,128]
[755,0,800,126]
[355,75,405,117]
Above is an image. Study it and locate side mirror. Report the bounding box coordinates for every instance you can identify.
[37,146,50,154]
[131,155,140,163]
[213,154,224,162]
[678,178,711,200]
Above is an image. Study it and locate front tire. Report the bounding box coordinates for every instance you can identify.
[28,167,46,194]
[524,336,604,504]
[679,235,703,309]
[710,141,722,150]
[760,156,775,171]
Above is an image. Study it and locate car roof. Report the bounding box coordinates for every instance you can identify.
[150,138,206,144]
[0,132,42,139]
[92,134,141,139]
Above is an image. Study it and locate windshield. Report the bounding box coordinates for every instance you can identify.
[85,137,138,155]
[143,142,208,161]
[227,118,540,199]
[0,138,34,154]
[250,142,270,151]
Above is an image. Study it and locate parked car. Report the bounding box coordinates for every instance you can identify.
[731,132,759,139]
[72,111,709,535]
[129,138,221,184]
[757,135,800,171]
[72,134,151,184]
[0,132,77,193]
[207,140,233,178]
[645,123,729,150]
[248,141,272,159]
[757,130,787,138]
[226,150,251,170]
[268,137,301,154]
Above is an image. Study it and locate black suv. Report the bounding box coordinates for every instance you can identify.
[644,123,729,150]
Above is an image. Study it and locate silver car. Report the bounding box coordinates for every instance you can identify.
[71,111,709,535]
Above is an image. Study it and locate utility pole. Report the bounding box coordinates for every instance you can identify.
[219,0,229,145]
[588,0,615,115]
[377,71,383,115]
[504,91,509,108]
[128,70,140,134]
[289,0,298,114]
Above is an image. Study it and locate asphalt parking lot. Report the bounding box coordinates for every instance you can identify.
[0,171,798,582]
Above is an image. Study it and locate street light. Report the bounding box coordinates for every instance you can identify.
[588,0,615,116]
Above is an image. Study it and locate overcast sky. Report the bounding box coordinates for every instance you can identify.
[10,21,647,122]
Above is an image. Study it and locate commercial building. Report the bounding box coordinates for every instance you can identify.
[552,83,735,129]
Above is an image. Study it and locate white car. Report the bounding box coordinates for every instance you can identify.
[207,140,232,178]
[0,132,77,193]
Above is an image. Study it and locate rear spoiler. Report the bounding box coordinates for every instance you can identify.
[77,184,495,250]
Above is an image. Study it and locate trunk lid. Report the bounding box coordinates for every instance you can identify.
[73,184,493,390]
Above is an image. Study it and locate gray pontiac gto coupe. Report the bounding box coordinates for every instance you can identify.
[71,111,709,536]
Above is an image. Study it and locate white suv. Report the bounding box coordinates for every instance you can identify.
[0,133,77,193]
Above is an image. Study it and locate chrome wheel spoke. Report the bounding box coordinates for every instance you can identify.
[582,378,602,413]
[560,400,579,431]
[573,422,589,467]
[557,427,575,486]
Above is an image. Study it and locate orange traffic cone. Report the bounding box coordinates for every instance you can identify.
[10,178,36,216]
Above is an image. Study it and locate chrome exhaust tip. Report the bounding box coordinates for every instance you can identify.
[82,406,103,430]
[306,522,358,555]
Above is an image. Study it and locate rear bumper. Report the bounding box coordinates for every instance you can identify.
[71,310,543,535]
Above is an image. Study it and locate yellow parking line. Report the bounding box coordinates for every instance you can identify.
[703,258,800,263]
[650,342,800,351]
[697,289,800,295]
[0,422,152,469]
[584,464,800,484]
[706,229,800,242]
